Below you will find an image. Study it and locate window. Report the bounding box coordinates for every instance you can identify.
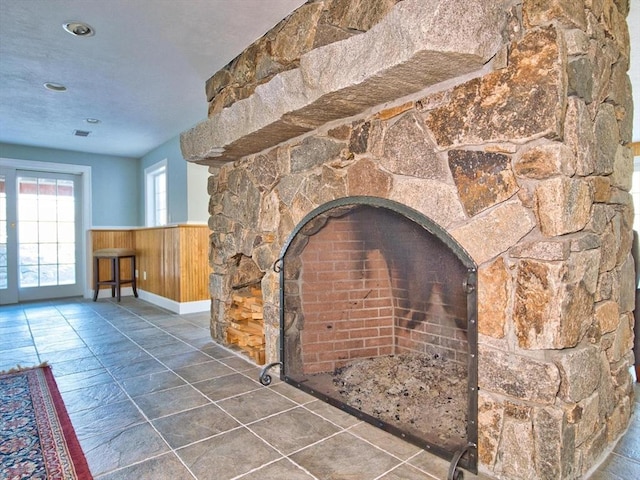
[145,160,167,226]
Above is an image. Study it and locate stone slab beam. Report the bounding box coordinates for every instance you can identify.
[181,0,506,165]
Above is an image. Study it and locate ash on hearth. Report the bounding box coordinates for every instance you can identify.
[331,353,468,449]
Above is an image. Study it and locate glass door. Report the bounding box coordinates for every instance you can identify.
[0,170,83,304]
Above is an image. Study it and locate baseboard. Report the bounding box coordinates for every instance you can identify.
[91,288,210,314]
[137,290,210,314]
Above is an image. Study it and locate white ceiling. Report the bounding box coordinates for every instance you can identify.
[0,1,638,160]
[0,0,306,158]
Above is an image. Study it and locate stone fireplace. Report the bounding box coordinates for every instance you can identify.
[180,0,635,478]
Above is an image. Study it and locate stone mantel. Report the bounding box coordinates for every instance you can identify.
[180,0,507,166]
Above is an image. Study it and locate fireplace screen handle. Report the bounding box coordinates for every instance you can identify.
[273,257,284,273]
[259,362,283,385]
[448,442,477,480]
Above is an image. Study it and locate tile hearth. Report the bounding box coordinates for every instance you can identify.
[0,297,637,479]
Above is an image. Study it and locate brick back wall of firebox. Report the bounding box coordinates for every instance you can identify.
[298,212,469,374]
[299,216,395,374]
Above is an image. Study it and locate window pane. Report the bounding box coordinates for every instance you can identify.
[57,222,75,242]
[58,243,75,263]
[39,243,58,264]
[39,222,58,242]
[19,243,38,266]
[58,264,75,285]
[58,197,75,222]
[18,197,38,221]
[19,221,39,243]
[20,265,38,287]
[39,264,58,286]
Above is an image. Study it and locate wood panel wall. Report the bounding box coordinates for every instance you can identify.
[91,230,135,288]
[91,225,210,302]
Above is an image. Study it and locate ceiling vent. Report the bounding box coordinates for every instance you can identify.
[73,130,91,137]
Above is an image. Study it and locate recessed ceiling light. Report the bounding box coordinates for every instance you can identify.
[43,82,67,92]
[63,21,95,37]
[86,118,101,124]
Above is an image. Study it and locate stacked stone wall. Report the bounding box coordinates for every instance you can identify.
[201,0,634,478]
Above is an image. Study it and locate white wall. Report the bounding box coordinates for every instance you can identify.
[187,162,209,223]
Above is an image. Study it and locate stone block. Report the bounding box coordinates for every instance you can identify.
[579,425,607,476]
[524,0,588,29]
[564,97,597,176]
[348,120,371,154]
[425,27,564,148]
[610,145,633,190]
[597,352,616,418]
[533,406,575,480]
[535,176,593,237]
[477,392,504,467]
[595,300,620,334]
[479,345,560,404]
[553,346,601,402]
[594,103,620,175]
[291,137,344,173]
[575,392,599,446]
[514,142,576,179]
[606,395,632,442]
[448,150,518,216]
[514,258,593,349]
[600,226,618,273]
[271,2,324,64]
[590,176,612,202]
[346,158,392,197]
[451,200,536,265]
[477,257,509,338]
[565,249,601,295]
[390,178,467,229]
[381,113,447,180]
[324,0,401,32]
[493,402,536,479]
[259,191,280,233]
[253,243,276,274]
[605,313,633,363]
[619,253,635,313]
[564,28,590,55]
[570,232,601,252]
[303,165,347,206]
[229,255,263,288]
[249,151,280,191]
[510,238,570,261]
[568,57,594,103]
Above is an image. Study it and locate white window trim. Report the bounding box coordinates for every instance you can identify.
[145,159,168,227]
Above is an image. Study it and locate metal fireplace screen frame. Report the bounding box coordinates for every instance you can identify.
[266,196,478,473]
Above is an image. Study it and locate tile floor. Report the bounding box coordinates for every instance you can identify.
[0,297,638,479]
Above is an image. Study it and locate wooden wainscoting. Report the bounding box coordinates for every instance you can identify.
[91,225,210,303]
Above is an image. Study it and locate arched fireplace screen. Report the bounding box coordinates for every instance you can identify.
[273,196,478,472]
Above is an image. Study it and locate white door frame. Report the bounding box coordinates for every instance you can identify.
[0,157,93,299]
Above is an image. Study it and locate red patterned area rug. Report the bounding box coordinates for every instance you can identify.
[0,366,92,479]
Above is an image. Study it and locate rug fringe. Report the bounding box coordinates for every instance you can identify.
[0,362,49,375]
